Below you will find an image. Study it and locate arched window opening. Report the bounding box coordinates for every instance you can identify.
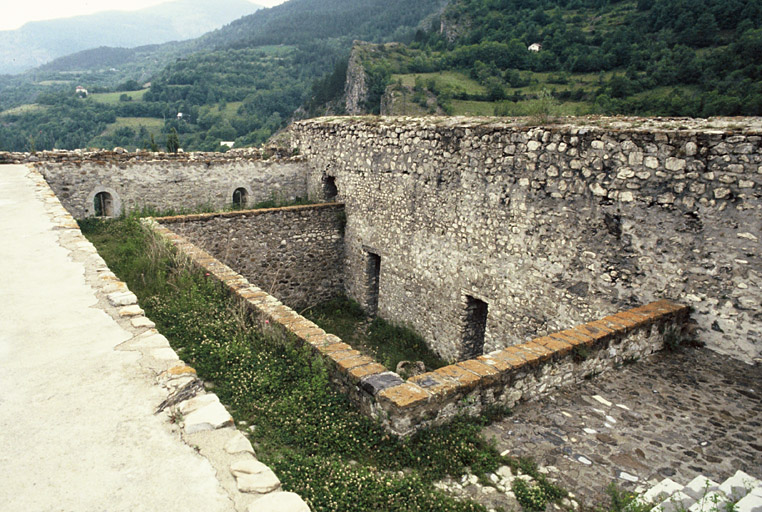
[232,188,248,209]
[94,191,114,217]
[323,176,338,202]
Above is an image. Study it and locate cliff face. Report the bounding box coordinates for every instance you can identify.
[439,9,469,43]
[344,42,369,115]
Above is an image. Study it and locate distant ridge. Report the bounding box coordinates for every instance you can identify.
[0,0,261,74]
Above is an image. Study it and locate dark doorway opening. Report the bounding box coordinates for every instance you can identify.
[94,191,113,217]
[323,176,338,201]
[232,188,248,209]
[462,296,488,359]
[365,251,381,316]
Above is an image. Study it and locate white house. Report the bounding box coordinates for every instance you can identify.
[528,43,542,52]
[75,86,88,96]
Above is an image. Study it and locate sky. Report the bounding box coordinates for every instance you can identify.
[0,0,288,31]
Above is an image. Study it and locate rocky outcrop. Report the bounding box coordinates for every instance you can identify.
[344,42,370,115]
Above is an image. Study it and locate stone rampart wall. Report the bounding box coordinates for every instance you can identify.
[18,150,308,218]
[290,117,761,364]
[150,218,689,436]
[158,204,345,310]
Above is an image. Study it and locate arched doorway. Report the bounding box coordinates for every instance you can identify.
[94,191,114,217]
[232,187,248,209]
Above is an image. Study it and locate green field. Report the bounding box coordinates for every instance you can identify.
[101,117,164,135]
[0,104,49,117]
[37,80,72,86]
[392,71,487,96]
[218,101,244,120]
[90,89,148,105]
[387,68,609,117]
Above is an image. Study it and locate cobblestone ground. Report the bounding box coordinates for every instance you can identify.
[483,347,762,508]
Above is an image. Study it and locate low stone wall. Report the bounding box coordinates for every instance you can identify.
[149,218,690,436]
[10,149,308,218]
[157,204,345,310]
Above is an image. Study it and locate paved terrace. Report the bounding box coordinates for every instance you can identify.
[0,165,307,512]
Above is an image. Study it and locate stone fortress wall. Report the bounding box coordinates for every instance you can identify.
[151,218,690,435]
[0,150,309,218]
[160,204,345,310]
[290,117,762,364]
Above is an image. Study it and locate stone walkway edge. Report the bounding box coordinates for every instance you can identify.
[150,213,691,437]
[27,167,311,512]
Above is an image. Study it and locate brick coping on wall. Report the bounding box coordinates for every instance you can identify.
[148,213,691,436]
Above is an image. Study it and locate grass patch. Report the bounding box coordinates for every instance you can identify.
[101,117,164,136]
[303,296,448,372]
[0,104,49,117]
[89,89,148,105]
[392,71,487,96]
[450,100,500,116]
[80,215,522,512]
[217,101,244,121]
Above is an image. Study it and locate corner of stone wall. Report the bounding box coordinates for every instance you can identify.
[149,213,693,437]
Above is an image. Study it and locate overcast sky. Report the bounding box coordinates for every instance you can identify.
[1,0,288,31]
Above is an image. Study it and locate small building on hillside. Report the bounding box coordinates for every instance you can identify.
[528,43,542,52]
[75,86,88,97]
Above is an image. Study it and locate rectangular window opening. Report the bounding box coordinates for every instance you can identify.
[462,295,488,360]
[365,251,381,317]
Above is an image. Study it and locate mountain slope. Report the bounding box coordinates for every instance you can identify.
[0,0,447,152]
[0,0,261,74]
[342,0,762,117]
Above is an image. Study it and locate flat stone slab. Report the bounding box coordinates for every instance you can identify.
[107,291,138,307]
[225,431,255,455]
[247,492,310,512]
[230,460,281,494]
[183,396,234,434]
[131,331,171,349]
[118,305,144,317]
[131,316,156,328]
[360,371,404,396]
[720,471,762,500]
[736,491,762,512]
[151,347,180,361]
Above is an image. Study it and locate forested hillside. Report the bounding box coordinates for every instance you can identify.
[2,0,761,153]
[348,0,762,117]
[0,0,445,152]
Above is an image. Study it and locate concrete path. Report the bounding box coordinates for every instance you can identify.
[0,165,235,512]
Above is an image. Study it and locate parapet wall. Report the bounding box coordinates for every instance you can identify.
[158,204,345,310]
[290,116,761,364]
[150,217,690,436]
[7,149,308,218]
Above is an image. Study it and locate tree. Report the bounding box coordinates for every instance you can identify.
[166,127,180,153]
